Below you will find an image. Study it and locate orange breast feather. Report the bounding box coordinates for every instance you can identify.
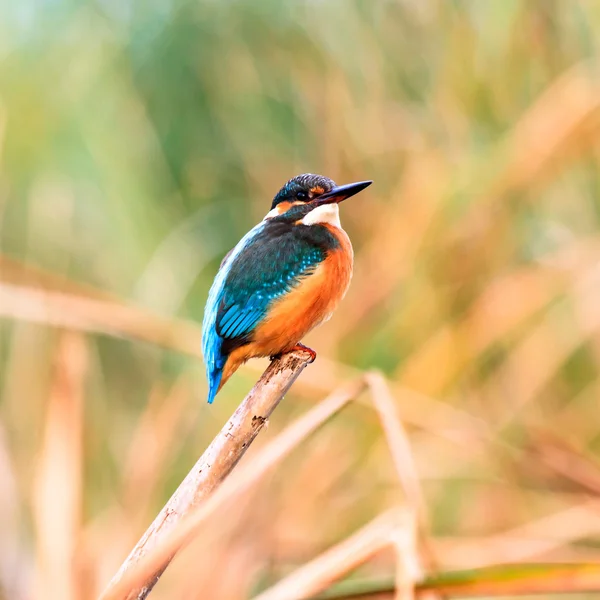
[219,226,353,388]
[252,225,353,355]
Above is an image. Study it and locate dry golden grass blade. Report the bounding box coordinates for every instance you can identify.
[0,254,152,302]
[432,500,600,568]
[398,266,562,393]
[398,235,600,393]
[0,259,202,356]
[391,528,418,600]
[253,510,416,600]
[390,385,493,458]
[483,262,600,424]
[0,280,201,356]
[318,563,600,599]
[32,332,87,600]
[548,377,600,447]
[489,61,600,201]
[365,373,442,600]
[331,153,447,346]
[486,306,582,424]
[524,430,600,496]
[449,61,600,259]
[250,355,492,456]
[101,370,365,600]
[300,365,498,489]
[0,423,28,600]
[419,562,600,597]
[365,372,426,518]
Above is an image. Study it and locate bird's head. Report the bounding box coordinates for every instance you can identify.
[267,173,372,226]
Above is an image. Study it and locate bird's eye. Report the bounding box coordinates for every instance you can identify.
[296,191,308,201]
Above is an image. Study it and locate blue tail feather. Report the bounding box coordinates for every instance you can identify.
[207,367,223,404]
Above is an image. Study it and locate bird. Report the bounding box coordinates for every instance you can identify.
[201,173,372,404]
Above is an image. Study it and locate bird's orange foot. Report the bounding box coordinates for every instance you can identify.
[270,343,317,363]
[290,343,317,363]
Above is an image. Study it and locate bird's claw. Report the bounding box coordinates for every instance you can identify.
[270,343,317,364]
[290,343,317,363]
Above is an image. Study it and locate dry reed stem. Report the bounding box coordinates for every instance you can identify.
[101,369,365,600]
[0,279,201,357]
[364,373,426,520]
[391,528,418,600]
[253,510,417,600]
[256,354,491,453]
[550,377,600,447]
[320,562,600,599]
[0,424,27,600]
[103,348,314,599]
[32,333,87,600]
[365,373,441,600]
[419,563,600,597]
[525,431,600,496]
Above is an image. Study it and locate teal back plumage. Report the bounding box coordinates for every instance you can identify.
[201,204,339,403]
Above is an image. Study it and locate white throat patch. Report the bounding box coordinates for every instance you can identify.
[301,204,342,228]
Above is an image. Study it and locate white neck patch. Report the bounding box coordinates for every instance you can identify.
[301,203,342,228]
[263,206,281,220]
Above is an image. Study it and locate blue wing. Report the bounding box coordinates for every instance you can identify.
[201,221,325,403]
[202,223,264,403]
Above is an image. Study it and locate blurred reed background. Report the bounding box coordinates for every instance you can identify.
[2,0,600,598]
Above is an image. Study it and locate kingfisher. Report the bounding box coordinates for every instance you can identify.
[201,173,372,404]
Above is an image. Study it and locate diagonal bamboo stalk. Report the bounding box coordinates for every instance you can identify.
[101,355,365,600]
[103,348,314,600]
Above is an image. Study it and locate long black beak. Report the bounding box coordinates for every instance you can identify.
[315,180,373,205]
